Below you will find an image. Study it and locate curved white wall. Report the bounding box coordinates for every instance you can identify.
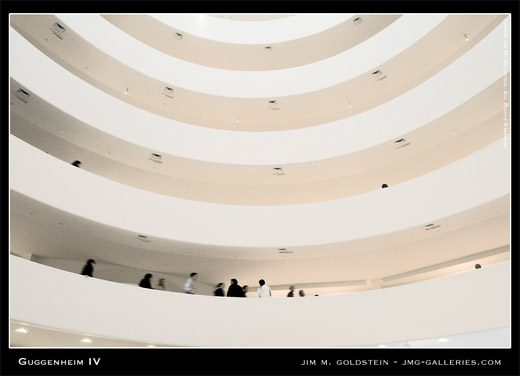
[150,14,355,44]
[10,135,510,248]
[10,256,510,347]
[55,14,446,97]
[9,19,508,165]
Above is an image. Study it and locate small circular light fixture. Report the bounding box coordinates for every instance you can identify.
[124,88,129,95]
[15,328,29,334]
[264,46,272,52]
[80,338,92,343]
[438,338,450,343]
[464,34,469,42]
[236,116,240,123]
[347,101,352,109]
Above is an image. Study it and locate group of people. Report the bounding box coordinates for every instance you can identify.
[213,280,305,298]
[138,273,166,290]
[286,285,306,297]
[213,278,272,298]
[81,260,167,290]
[81,260,305,297]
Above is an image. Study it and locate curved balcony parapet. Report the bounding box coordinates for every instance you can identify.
[9,135,510,248]
[10,256,510,347]
[9,19,509,165]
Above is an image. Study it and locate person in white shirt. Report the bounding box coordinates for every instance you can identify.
[257,279,272,298]
[156,278,166,291]
[184,272,198,294]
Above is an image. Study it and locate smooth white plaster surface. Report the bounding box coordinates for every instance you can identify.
[55,14,445,97]
[150,14,355,44]
[9,135,510,248]
[9,19,508,165]
[10,256,511,347]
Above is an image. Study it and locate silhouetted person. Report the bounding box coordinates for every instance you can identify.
[227,278,245,297]
[287,285,295,297]
[184,272,198,294]
[156,278,166,290]
[214,283,225,297]
[80,259,96,277]
[299,289,305,297]
[475,263,482,269]
[139,273,153,289]
[242,285,249,297]
[72,160,81,168]
[257,279,272,298]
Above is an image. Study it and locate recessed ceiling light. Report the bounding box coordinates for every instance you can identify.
[464,34,469,42]
[15,328,28,334]
[438,338,449,343]
[149,153,163,164]
[175,32,183,40]
[353,17,362,25]
[273,167,285,175]
[163,87,174,98]
[347,101,352,109]
[278,248,293,254]
[15,88,30,104]
[268,100,279,110]
[394,138,410,149]
[378,344,387,348]
[50,22,66,39]
[371,70,387,81]
[125,88,128,95]
[264,46,272,52]
[236,116,240,123]
[80,338,92,343]
[137,234,150,242]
